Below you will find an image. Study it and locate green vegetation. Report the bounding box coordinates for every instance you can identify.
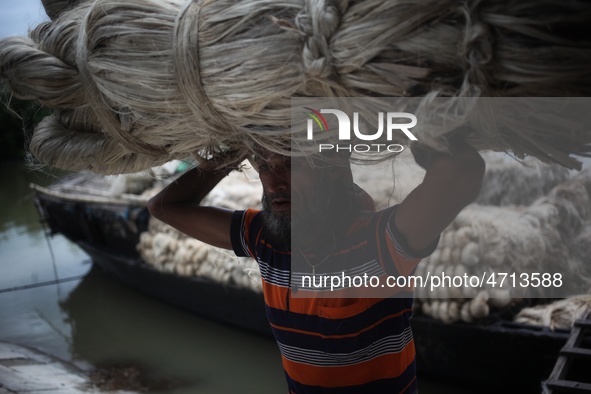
[0,93,49,162]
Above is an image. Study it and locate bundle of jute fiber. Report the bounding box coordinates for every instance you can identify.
[138,217,262,292]
[2,0,591,173]
[514,295,591,331]
[474,153,573,207]
[414,169,591,324]
[105,160,182,196]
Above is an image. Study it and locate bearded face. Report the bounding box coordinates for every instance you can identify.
[253,148,355,249]
[260,172,352,250]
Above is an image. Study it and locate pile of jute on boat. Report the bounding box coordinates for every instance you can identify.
[1,0,591,174]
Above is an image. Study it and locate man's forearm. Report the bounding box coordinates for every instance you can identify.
[146,162,238,250]
[148,165,232,219]
[395,141,485,253]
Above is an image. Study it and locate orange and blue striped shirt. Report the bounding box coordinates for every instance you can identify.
[230,205,437,394]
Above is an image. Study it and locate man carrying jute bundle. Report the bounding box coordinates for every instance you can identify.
[0,2,585,390]
[148,139,485,393]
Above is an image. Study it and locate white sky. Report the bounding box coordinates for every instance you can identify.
[0,0,48,38]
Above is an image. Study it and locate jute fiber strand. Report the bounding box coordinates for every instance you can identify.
[1,0,591,173]
[515,295,591,330]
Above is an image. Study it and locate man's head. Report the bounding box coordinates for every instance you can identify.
[250,148,355,249]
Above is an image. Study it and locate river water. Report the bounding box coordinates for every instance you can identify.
[0,161,467,393]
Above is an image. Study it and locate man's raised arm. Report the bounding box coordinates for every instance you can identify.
[147,160,238,250]
[393,141,485,255]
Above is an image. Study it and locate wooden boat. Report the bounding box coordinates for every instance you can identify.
[31,175,270,337]
[31,174,589,393]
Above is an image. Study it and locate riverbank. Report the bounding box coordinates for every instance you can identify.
[0,341,139,393]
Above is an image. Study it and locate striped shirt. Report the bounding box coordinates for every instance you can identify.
[230,205,437,394]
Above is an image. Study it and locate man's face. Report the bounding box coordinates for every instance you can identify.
[251,150,331,247]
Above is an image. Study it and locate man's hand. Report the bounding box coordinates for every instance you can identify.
[409,142,434,170]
